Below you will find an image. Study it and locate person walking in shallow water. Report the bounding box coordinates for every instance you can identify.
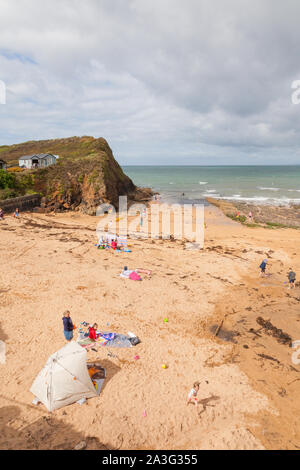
[62,310,74,341]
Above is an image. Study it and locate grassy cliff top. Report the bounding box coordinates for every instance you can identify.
[0,136,111,166]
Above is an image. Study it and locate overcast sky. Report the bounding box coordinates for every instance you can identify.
[1,0,300,164]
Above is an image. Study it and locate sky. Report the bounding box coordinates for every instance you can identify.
[1,0,300,165]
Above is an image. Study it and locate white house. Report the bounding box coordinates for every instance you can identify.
[19,153,59,169]
[0,159,7,170]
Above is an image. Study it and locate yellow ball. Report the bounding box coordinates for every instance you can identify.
[162,364,167,369]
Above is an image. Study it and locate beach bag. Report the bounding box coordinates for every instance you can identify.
[129,271,142,281]
[129,336,141,346]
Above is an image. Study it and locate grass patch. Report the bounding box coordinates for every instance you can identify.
[266,221,300,230]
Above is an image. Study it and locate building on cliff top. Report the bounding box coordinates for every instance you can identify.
[19,153,59,169]
[0,159,7,170]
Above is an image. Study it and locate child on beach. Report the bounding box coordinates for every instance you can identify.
[187,382,200,406]
[62,311,74,341]
[259,259,268,277]
[111,239,117,250]
[13,208,19,218]
[288,269,296,289]
[89,323,99,341]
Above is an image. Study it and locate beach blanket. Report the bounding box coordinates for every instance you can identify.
[77,337,108,349]
[78,334,132,349]
[77,322,133,348]
[95,244,132,253]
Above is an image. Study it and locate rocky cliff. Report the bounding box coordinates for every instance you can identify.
[0,136,152,214]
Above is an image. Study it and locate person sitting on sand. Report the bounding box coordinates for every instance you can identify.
[13,208,19,218]
[97,237,106,250]
[288,269,296,289]
[111,239,117,250]
[187,382,200,406]
[259,259,268,277]
[0,208,4,220]
[89,323,99,341]
[62,310,74,341]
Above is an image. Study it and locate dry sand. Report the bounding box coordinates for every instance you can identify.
[0,204,299,450]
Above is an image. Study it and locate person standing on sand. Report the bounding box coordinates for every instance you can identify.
[288,269,296,289]
[259,259,268,277]
[0,208,4,220]
[187,382,200,406]
[62,311,74,341]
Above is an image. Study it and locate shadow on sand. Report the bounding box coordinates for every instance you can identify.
[0,403,115,450]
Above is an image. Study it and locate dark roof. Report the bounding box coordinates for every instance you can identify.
[19,153,56,161]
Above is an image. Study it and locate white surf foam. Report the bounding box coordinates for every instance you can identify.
[257,187,281,191]
[215,195,300,206]
[202,193,221,198]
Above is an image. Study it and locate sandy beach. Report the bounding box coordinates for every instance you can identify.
[0,203,299,450]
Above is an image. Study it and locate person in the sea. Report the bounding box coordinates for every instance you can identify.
[259,259,268,277]
[288,268,296,289]
[187,382,200,406]
[62,310,74,341]
[89,323,99,341]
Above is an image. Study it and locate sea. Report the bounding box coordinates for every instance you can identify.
[122,165,300,206]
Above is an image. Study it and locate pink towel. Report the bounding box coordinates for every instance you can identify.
[129,271,142,281]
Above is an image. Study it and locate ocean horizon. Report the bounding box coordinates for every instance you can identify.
[123,165,300,206]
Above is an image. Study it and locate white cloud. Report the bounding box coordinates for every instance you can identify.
[0,0,300,163]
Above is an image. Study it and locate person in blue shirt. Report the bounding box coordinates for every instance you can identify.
[259,259,268,277]
[62,310,74,341]
[288,269,296,289]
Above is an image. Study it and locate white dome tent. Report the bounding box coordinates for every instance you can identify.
[30,342,99,412]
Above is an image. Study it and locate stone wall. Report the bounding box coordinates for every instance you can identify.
[0,194,41,213]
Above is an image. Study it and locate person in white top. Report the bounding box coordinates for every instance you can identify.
[187,382,200,406]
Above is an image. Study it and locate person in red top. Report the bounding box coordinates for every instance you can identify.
[89,323,98,341]
[111,239,117,250]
